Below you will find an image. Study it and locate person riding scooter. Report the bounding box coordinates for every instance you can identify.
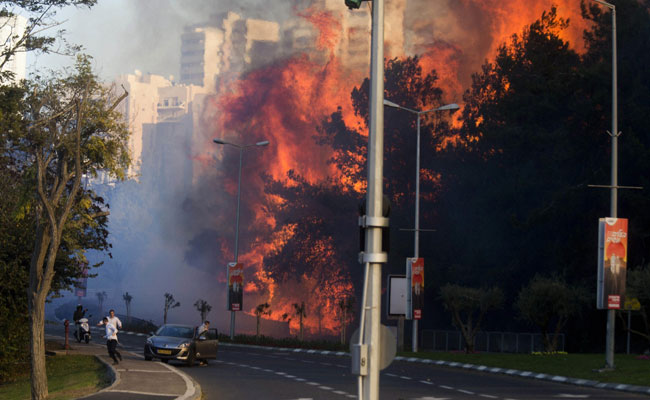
[73,304,88,342]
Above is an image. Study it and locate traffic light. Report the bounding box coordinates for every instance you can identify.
[358,195,390,257]
[345,0,363,10]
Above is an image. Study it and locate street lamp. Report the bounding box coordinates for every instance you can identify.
[590,0,618,370]
[383,98,459,353]
[213,138,269,340]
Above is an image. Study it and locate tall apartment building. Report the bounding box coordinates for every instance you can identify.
[114,70,209,181]
[179,12,281,90]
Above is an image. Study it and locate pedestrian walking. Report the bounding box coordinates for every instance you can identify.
[101,316,122,365]
[98,309,122,330]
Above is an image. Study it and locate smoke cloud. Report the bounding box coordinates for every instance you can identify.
[45,0,589,336]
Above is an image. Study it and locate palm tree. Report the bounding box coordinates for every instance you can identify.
[338,297,355,345]
[163,293,180,324]
[96,291,107,318]
[292,301,307,341]
[254,302,271,338]
[194,299,212,323]
[123,292,133,323]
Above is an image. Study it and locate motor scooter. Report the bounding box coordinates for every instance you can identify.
[76,316,92,343]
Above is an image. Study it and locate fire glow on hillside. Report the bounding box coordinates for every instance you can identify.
[196,0,590,336]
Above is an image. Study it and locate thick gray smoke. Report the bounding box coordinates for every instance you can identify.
[44,0,583,335]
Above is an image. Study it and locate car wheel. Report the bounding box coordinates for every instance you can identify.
[161,358,169,364]
[144,355,152,361]
[186,350,195,367]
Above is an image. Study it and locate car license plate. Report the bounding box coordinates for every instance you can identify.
[157,349,172,355]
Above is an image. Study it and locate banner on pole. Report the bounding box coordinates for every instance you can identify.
[597,218,628,310]
[406,258,424,320]
[227,262,243,311]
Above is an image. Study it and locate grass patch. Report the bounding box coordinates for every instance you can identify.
[0,354,110,400]
[400,351,650,386]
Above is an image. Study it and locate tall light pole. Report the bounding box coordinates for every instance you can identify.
[591,0,618,370]
[384,99,459,353]
[213,138,269,340]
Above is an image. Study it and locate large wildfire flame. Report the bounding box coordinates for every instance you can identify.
[194,0,590,336]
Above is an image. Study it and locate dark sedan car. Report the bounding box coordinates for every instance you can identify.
[144,324,218,366]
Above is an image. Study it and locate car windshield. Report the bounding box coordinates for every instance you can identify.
[155,326,194,338]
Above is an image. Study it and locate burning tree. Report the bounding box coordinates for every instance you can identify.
[163,293,180,324]
[292,301,307,341]
[122,292,133,323]
[194,299,212,323]
[338,296,355,345]
[254,302,271,338]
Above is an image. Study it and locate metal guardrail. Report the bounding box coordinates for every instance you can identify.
[420,330,565,353]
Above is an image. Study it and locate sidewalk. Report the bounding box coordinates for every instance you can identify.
[45,334,201,400]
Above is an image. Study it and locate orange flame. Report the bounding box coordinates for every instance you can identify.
[193,0,595,337]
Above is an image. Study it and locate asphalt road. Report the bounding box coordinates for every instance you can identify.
[49,325,649,400]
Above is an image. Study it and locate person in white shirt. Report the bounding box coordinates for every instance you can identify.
[98,309,122,330]
[197,320,210,337]
[196,321,210,366]
[101,317,122,364]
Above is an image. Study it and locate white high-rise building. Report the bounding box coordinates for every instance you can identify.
[179,12,281,90]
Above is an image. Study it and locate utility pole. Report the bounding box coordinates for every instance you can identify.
[362,0,385,397]
[347,0,386,399]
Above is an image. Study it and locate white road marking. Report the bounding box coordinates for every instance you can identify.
[114,369,173,373]
[385,373,398,377]
[318,386,333,390]
[306,382,320,386]
[419,380,434,385]
[410,397,450,400]
[555,395,590,398]
[440,385,454,390]
[400,376,412,380]
[458,389,475,395]
[479,395,498,399]
[105,390,176,397]
[333,390,348,395]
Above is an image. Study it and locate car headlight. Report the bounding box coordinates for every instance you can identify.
[179,341,191,349]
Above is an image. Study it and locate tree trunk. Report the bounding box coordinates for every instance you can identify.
[164,309,167,324]
[256,315,260,338]
[299,314,303,341]
[29,292,48,400]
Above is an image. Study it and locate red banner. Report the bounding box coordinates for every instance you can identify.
[228,262,243,311]
[597,218,628,310]
[408,258,424,320]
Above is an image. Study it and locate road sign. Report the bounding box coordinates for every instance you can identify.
[387,275,406,318]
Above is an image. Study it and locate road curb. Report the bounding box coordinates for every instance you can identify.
[219,342,650,396]
[392,357,650,396]
[47,328,202,400]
